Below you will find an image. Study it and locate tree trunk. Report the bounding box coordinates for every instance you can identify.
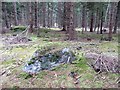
[82,5,85,33]
[50,3,53,28]
[47,3,50,28]
[97,10,101,34]
[67,2,75,40]
[108,3,114,41]
[34,2,38,28]
[29,2,33,33]
[85,11,87,32]
[25,3,29,25]
[104,3,110,28]
[13,2,18,26]
[94,8,99,32]
[62,2,67,31]
[100,11,103,34]
[58,2,62,28]
[74,7,78,28]
[42,2,46,27]
[20,3,25,25]
[2,3,9,28]
[113,2,120,33]
[90,11,94,32]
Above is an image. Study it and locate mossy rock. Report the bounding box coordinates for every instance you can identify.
[27,60,35,65]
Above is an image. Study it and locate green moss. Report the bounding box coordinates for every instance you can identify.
[2,28,118,88]
[77,31,103,39]
[11,26,26,32]
[49,52,61,62]
[27,60,35,65]
[17,72,33,79]
[51,64,69,72]
[43,38,49,41]
[93,81,104,88]
[108,73,120,79]
[44,30,49,33]
[99,42,118,52]
[59,75,66,79]
[11,86,20,90]
[62,64,69,69]
[37,71,47,79]
[74,55,89,73]
[30,36,38,41]
[2,59,16,65]
[51,64,62,71]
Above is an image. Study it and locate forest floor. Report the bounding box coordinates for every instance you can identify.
[0,28,119,88]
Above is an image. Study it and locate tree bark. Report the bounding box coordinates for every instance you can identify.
[90,11,94,32]
[67,2,75,40]
[25,3,29,25]
[62,2,67,31]
[13,2,18,26]
[29,2,33,33]
[2,3,9,28]
[108,3,114,41]
[58,2,62,28]
[47,3,51,28]
[94,8,99,32]
[20,3,25,25]
[85,11,87,32]
[34,2,38,28]
[100,11,103,34]
[42,2,46,27]
[82,5,85,33]
[97,11,100,34]
[113,2,120,33]
[50,3,53,28]
[104,3,110,28]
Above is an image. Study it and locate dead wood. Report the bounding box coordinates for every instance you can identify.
[3,25,32,44]
[85,53,119,73]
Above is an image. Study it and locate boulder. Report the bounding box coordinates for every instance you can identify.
[23,48,76,74]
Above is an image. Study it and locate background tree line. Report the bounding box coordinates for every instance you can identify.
[2,2,120,41]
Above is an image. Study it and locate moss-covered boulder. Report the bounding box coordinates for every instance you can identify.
[23,48,76,74]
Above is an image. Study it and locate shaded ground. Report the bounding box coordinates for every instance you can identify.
[0,28,119,88]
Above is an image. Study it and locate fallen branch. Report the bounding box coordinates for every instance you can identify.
[13,25,30,39]
[85,53,119,73]
[4,25,32,44]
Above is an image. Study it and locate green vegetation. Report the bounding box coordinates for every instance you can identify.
[11,26,27,32]
[37,71,47,79]
[1,1,119,88]
[0,28,118,88]
[17,72,33,79]
[2,59,16,65]
[11,86,20,90]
